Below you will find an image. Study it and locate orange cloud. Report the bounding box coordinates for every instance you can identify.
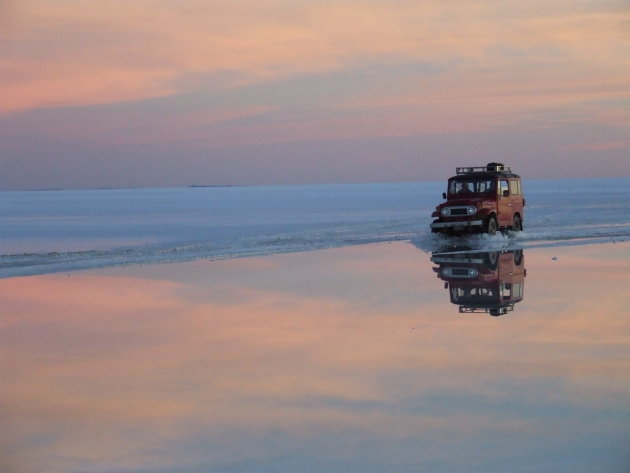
[2,0,628,123]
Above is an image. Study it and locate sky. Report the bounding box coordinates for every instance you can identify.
[1,0,629,190]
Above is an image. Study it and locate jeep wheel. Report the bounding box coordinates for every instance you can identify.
[512,215,523,232]
[484,251,499,270]
[431,220,441,233]
[486,217,498,235]
[513,249,524,266]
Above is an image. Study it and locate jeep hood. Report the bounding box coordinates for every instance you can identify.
[439,196,492,207]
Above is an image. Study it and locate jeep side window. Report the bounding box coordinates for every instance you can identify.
[509,180,521,195]
[499,180,509,196]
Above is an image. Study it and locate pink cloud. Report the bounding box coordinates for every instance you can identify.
[562,140,630,152]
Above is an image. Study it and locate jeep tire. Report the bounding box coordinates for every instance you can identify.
[486,216,498,235]
[512,215,523,232]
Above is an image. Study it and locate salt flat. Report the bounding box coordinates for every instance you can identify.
[2,178,629,278]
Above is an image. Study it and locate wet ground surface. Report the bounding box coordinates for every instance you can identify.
[1,241,629,473]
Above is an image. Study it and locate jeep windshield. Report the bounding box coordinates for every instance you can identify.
[449,179,495,195]
[450,286,498,303]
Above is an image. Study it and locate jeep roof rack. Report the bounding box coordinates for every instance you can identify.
[456,162,511,175]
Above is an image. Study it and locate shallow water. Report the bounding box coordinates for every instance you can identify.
[2,178,629,277]
[1,241,629,473]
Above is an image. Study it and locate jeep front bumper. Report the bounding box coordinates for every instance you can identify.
[430,220,484,229]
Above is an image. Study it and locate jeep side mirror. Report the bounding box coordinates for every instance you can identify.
[442,192,446,199]
[503,190,509,197]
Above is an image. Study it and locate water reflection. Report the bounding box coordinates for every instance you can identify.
[1,242,629,473]
[431,250,526,316]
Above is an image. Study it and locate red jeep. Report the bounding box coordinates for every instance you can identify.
[431,250,526,316]
[430,163,524,235]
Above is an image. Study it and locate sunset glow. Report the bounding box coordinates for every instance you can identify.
[1,0,629,189]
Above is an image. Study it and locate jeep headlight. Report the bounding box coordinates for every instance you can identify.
[467,206,477,215]
[441,268,479,278]
[440,208,449,217]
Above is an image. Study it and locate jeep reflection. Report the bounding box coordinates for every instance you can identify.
[430,163,524,235]
[431,250,526,316]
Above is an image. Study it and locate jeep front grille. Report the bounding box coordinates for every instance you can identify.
[441,206,476,217]
[450,208,468,216]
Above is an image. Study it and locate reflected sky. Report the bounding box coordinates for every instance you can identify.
[1,242,629,473]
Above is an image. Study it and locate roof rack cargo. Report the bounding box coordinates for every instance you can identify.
[456,162,511,175]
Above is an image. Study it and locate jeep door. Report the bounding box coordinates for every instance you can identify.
[497,179,512,227]
[509,179,524,221]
